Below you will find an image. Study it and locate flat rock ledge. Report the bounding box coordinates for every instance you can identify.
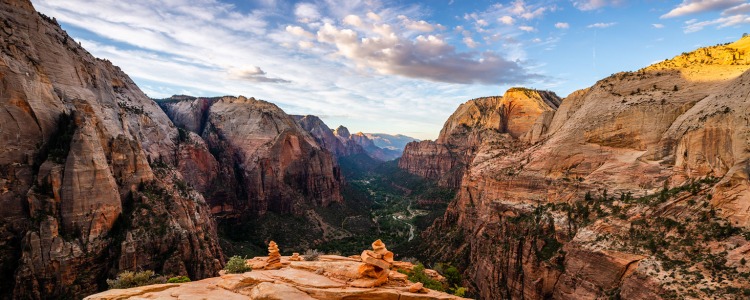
[84,255,468,300]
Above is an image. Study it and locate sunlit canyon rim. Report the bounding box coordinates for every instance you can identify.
[2,0,750,299]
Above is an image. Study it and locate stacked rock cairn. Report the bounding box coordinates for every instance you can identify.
[350,239,394,287]
[264,241,282,270]
[289,252,302,261]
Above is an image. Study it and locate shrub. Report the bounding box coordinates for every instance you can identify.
[304,249,321,261]
[407,264,444,291]
[453,286,467,297]
[224,256,251,274]
[167,276,191,283]
[106,270,166,289]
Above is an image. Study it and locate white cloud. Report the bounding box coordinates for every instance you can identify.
[295,2,320,23]
[509,0,551,19]
[315,22,537,84]
[476,19,489,27]
[723,3,750,15]
[298,41,315,49]
[366,11,381,21]
[683,14,750,32]
[343,15,363,27]
[519,25,536,32]
[662,0,744,18]
[652,23,665,28]
[286,25,314,39]
[587,22,616,28]
[499,16,515,25]
[463,36,478,48]
[555,22,570,29]
[229,67,291,83]
[573,0,614,11]
[399,15,437,32]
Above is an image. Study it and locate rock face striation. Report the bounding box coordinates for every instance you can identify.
[85,241,466,300]
[334,125,402,161]
[292,116,403,161]
[293,115,365,157]
[0,1,223,298]
[399,88,561,188]
[411,37,750,299]
[159,97,343,216]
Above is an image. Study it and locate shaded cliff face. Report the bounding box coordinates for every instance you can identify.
[420,38,750,300]
[330,125,401,161]
[399,89,560,188]
[293,115,364,157]
[159,97,343,216]
[0,1,223,299]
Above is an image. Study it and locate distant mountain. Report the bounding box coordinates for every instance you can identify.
[364,133,420,151]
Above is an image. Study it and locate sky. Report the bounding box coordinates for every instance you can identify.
[32,0,750,140]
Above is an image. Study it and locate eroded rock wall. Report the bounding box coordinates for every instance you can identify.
[0,1,223,298]
[159,96,343,216]
[422,38,750,299]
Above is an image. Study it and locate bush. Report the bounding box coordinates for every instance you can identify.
[167,276,191,283]
[453,286,467,297]
[224,256,251,274]
[407,264,444,291]
[304,249,321,261]
[106,270,166,289]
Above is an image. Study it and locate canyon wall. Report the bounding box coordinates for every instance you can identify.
[0,1,223,298]
[399,88,561,188]
[159,97,343,216]
[416,37,750,299]
[293,115,365,157]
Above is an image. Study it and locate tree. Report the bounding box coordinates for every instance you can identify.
[499,100,518,133]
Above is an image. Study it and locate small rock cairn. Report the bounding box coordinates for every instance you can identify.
[350,239,394,287]
[264,241,282,270]
[289,252,302,261]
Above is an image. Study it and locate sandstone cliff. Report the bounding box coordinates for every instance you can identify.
[331,125,401,161]
[86,254,467,300]
[399,88,561,188]
[420,37,750,299]
[293,115,365,157]
[159,97,343,216]
[0,1,223,298]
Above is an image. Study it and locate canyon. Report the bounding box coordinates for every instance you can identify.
[400,37,750,299]
[2,0,750,299]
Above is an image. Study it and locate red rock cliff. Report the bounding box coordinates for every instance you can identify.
[422,38,750,299]
[0,1,223,298]
[159,96,343,216]
[399,89,561,188]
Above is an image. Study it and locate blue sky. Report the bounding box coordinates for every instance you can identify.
[32,0,750,139]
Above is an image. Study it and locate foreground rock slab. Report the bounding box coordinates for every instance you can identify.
[85,255,467,300]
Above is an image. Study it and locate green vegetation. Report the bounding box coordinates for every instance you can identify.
[403,263,444,291]
[106,270,166,289]
[167,276,191,283]
[550,177,747,298]
[224,256,251,274]
[315,159,455,256]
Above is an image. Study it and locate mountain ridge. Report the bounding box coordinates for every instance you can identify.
[405,36,750,299]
